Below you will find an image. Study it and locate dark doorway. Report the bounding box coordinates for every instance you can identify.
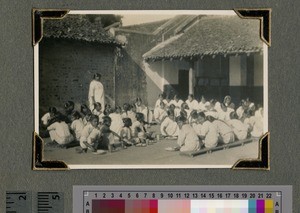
[178,69,189,100]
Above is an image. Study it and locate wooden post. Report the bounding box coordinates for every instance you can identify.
[189,62,194,95]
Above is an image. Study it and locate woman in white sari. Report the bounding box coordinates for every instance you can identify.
[88,73,105,111]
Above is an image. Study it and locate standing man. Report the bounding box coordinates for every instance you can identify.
[88,73,105,111]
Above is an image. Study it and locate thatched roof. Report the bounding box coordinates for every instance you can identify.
[143,15,263,61]
[43,15,120,45]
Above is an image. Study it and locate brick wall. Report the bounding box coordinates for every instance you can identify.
[39,39,116,114]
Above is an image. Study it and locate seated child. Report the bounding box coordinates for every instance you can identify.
[189,110,199,125]
[175,115,200,152]
[197,112,219,148]
[41,107,57,127]
[63,100,75,123]
[104,104,112,116]
[204,102,218,119]
[191,112,203,137]
[154,93,168,108]
[227,112,248,140]
[70,111,84,141]
[180,102,191,119]
[208,114,235,144]
[80,104,92,126]
[92,102,105,124]
[131,112,146,138]
[120,118,134,146]
[169,95,183,117]
[78,115,101,153]
[121,103,137,123]
[236,100,247,119]
[217,103,231,121]
[132,113,153,144]
[99,116,123,151]
[160,110,179,138]
[250,107,264,137]
[185,94,198,111]
[47,114,74,146]
[109,106,123,136]
[197,96,206,112]
[154,101,167,123]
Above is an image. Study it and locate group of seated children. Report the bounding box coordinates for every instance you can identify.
[41,94,263,154]
[152,94,264,152]
[41,100,155,153]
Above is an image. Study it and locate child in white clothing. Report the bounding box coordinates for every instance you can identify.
[47,115,74,146]
[120,118,134,146]
[70,111,84,141]
[197,112,219,148]
[160,111,179,138]
[77,115,101,153]
[92,102,105,124]
[41,107,57,126]
[227,112,248,140]
[197,96,206,112]
[154,101,167,123]
[109,106,123,136]
[208,116,235,144]
[176,115,200,152]
[185,94,198,111]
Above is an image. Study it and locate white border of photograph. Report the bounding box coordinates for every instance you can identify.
[34,10,268,169]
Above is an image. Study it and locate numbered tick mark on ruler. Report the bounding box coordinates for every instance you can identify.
[37,192,64,213]
[6,191,32,213]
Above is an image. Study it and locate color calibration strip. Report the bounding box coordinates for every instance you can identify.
[91,199,274,213]
[75,186,291,213]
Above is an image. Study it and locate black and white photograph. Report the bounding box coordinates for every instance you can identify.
[34,10,268,169]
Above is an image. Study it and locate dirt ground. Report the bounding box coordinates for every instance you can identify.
[42,125,259,168]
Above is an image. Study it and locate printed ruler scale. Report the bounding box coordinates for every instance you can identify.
[37,192,64,213]
[73,186,292,213]
[6,191,32,213]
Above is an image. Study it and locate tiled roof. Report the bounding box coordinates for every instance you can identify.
[43,15,120,45]
[143,15,263,61]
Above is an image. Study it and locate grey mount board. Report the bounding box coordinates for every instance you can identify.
[0,1,299,213]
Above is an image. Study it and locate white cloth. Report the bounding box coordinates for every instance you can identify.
[47,121,74,145]
[236,106,245,119]
[217,110,231,121]
[197,102,206,112]
[70,118,84,140]
[155,99,168,108]
[250,116,263,137]
[192,123,203,136]
[185,99,198,111]
[41,113,51,126]
[212,120,234,144]
[160,117,179,136]
[227,119,248,140]
[92,109,105,123]
[169,99,184,109]
[109,113,123,135]
[88,80,105,111]
[80,123,101,148]
[154,108,167,122]
[141,107,153,124]
[121,111,137,123]
[177,124,200,152]
[200,121,219,148]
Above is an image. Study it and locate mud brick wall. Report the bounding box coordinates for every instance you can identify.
[39,39,116,114]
